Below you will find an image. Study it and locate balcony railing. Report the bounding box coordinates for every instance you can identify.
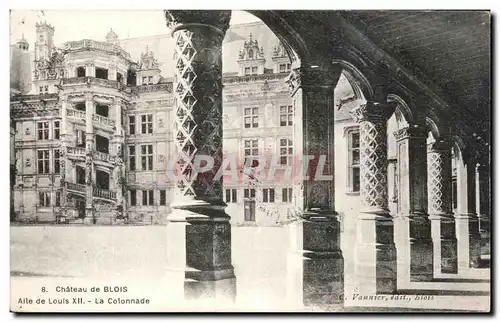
[66,182,86,194]
[93,187,116,200]
[62,77,125,90]
[93,114,116,128]
[128,83,173,94]
[67,108,86,120]
[94,151,116,164]
[66,147,86,158]
[64,39,131,60]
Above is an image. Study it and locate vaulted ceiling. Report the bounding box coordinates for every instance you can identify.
[338,11,491,139]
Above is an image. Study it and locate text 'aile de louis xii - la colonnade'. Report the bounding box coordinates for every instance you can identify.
[162,10,488,305]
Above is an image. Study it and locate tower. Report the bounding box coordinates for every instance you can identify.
[35,21,55,61]
[16,34,29,52]
[237,33,265,76]
[106,28,118,45]
[271,42,291,74]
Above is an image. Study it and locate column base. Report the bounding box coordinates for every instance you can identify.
[84,208,95,225]
[408,214,434,282]
[430,213,458,274]
[286,212,344,309]
[355,210,397,295]
[166,206,236,302]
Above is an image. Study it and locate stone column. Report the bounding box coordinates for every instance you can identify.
[285,66,344,308]
[59,97,69,217]
[109,64,117,81]
[164,10,235,302]
[113,102,125,216]
[456,151,481,268]
[85,62,95,78]
[84,93,94,223]
[394,125,433,282]
[427,139,457,274]
[476,162,490,256]
[350,101,397,294]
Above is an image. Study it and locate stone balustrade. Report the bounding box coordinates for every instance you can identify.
[66,182,86,194]
[93,187,116,200]
[94,151,116,164]
[66,146,86,158]
[64,39,131,60]
[66,108,86,120]
[92,114,116,128]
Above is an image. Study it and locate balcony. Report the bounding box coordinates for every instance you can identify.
[66,147,86,159]
[66,182,86,195]
[61,77,125,90]
[67,108,86,121]
[93,187,116,201]
[94,151,116,164]
[64,39,131,60]
[93,114,116,130]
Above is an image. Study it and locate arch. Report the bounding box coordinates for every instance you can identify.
[426,117,441,141]
[247,10,311,64]
[387,93,414,126]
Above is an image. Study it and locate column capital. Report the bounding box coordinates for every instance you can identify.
[427,139,452,153]
[165,10,231,35]
[349,101,396,123]
[85,92,94,101]
[393,124,428,141]
[285,66,342,96]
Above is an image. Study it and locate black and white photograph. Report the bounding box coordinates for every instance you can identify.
[8,8,491,313]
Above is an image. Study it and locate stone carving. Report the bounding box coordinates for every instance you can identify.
[25,127,30,135]
[350,102,396,210]
[138,45,159,70]
[285,66,341,96]
[25,158,31,167]
[164,10,231,34]
[170,13,227,199]
[427,141,452,214]
[238,33,264,60]
[393,125,428,141]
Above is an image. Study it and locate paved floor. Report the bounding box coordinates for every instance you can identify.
[10,224,490,312]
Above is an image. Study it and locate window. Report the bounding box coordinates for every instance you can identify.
[142,190,154,206]
[37,122,49,140]
[282,187,293,203]
[280,138,293,165]
[225,189,237,203]
[117,72,123,84]
[244,67,251,76]
[244,107,259,128]
[142,76,147,84]
[159,190,166,206]
[251,66,258,74]
[54,149,60,174]
[452,177,457,210]
[128,116,136,135]
[280,105,293,126]
[96,105,109,117]
[76,67,86,77]
[128,145,136,171]
[39,86,43,94]
[148,76,153,84]
[244,189,256,199]
[262,188,275,203]
[129,190,137,206]
[95,67,108,79]
[44,86,48,93]
[76,130,85,147]
[37,150,50,174]
[75,102,86,111]
[347,130,361,192]
[141,114,153,134]
[141,144,153,171]
[53,121,60,140]
[279,63,291,73]
[38,191,50,207]
[55,191,61,207]
[244,140,259,166]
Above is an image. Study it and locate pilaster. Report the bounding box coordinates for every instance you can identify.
[350,101,397,294]
[85,93,94,222]
[427,139,457,274]
[164,10,235,302]
[284,65,344,307]
[394,124,433,282]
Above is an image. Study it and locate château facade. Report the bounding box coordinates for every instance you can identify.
[10,21,468,226]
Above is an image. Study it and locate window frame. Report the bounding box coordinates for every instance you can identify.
[128,145,136,171]
[53,120,60,140]
[128,115,136,135]
[140,114,153,134]
[225,189,237,203]
[53,149,60,174]
[346,127,361,193]
[159,190,166,206]
[129,189,137,206]
[279,105,293,127]
[142,190,154,206]
[244,107,259,128]
[140,144,154,171]
[37,121,49,140]
[279,138,293,165]
[37,149,50,174]
[38,191,51,207]
[282,187,293,203]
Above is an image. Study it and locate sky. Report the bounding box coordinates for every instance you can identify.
[9,10,261,47]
